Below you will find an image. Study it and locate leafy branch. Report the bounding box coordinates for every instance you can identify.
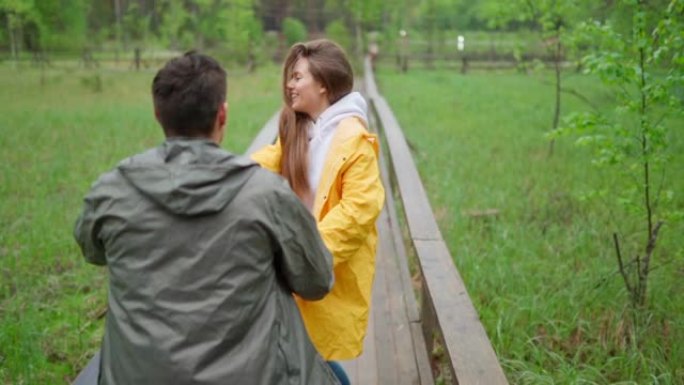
[556,0,683,308]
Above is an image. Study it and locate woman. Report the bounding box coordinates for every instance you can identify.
[252,39,384,384]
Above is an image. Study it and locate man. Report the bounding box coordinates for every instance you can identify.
[74,52,340,385]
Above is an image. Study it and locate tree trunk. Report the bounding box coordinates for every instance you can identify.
[7,13,18,68]
[150,0,159,35]
[307,0,317,33]
[114,0,123,49]
[247,40,256,73]
[425,1,435,69]
[401,36,409,73]
[40,50,46,86]
[637,41,653,307]
[354,10,363,62]
[552,42,561,132]
[192,4,204,50]
[549,27,562,157]
[274,0,289,30]
[134,47,141,71]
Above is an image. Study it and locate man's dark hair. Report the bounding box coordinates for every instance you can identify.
[152,51,227,137]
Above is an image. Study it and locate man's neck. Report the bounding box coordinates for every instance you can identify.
[165,133,221,145]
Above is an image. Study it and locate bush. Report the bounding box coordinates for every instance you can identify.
[325,20,352,55]
[282,17,308,47]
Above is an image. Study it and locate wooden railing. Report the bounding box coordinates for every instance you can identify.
[364,57,509,385]
[245,111,279,155]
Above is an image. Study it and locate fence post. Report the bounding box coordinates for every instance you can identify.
[400,30,409,73]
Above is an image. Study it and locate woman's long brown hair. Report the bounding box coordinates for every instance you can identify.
[279,39,354,202]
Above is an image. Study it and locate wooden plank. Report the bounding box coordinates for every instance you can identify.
[72,351,99,385]
[414,239,508,385]
[375,119,420,324]
[372,95,443,242]
[410,322,436,385]
[338,352,357,384]
[364,59,441,242]
[371,88,432,385]
[363,59,380,99]
[245,111,280,156]
[372,233,399,385]
[356,294,378,385]
[420,283,437,356]
[377,211,420,385]
[339,358,358,384]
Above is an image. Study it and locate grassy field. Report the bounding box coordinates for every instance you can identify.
[1,60,682,384]
[376,67,684,384]
[0,64,281,384]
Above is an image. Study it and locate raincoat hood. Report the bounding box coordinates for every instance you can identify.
[75,137,339,384]
[118,138,257,216]
[311,91,368,139]
[307,92,369,200]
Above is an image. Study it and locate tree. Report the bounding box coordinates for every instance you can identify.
[157,0,192,50]
[557,0,683,308]
[187,0,226,49]
[325,19,351,54]
[1,0,37,64]
[1,0,90,68]
[224,0,263,71]
[122,1,150,48]
[377,0,420,70]
[322,0,387,61]
[282,16,307,46]
[479,0,593,155]
[418,0,465,68]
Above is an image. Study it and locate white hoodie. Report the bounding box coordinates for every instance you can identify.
[307,92,368,201]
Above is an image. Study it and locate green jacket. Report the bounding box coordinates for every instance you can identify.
[75,138,339,385]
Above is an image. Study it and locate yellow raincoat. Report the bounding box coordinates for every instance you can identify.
[252,116,385,360]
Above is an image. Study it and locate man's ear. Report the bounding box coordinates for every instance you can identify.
[218,102,228,128]
[154,109,161,123]
[213,102,228,144]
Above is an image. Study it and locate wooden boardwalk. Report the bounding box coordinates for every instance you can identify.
[337,160,433,385]
[74,64,507,385]
[73,115,432,385]
[244,102,433,384]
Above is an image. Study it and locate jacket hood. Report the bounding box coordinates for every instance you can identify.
[306,92,369,199]
[118,138,257,216]
[311,91,368,138]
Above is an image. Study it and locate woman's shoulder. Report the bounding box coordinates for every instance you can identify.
[334,117,379,155]
[250,140,282,173]
[335,116,371,141]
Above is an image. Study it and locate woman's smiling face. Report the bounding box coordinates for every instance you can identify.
[287,58,329,119]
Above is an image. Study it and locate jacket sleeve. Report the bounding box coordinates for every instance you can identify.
[251,138,282,173]
[318,138,385,266]
[74,189,107,266]
[273,184,334,300]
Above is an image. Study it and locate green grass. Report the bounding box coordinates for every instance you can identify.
[0,64,281,384]
[376,67,684,384]
[1,60,681,384]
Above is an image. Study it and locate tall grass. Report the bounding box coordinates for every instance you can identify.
[376,67,683,384]
[0,64,281,384]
